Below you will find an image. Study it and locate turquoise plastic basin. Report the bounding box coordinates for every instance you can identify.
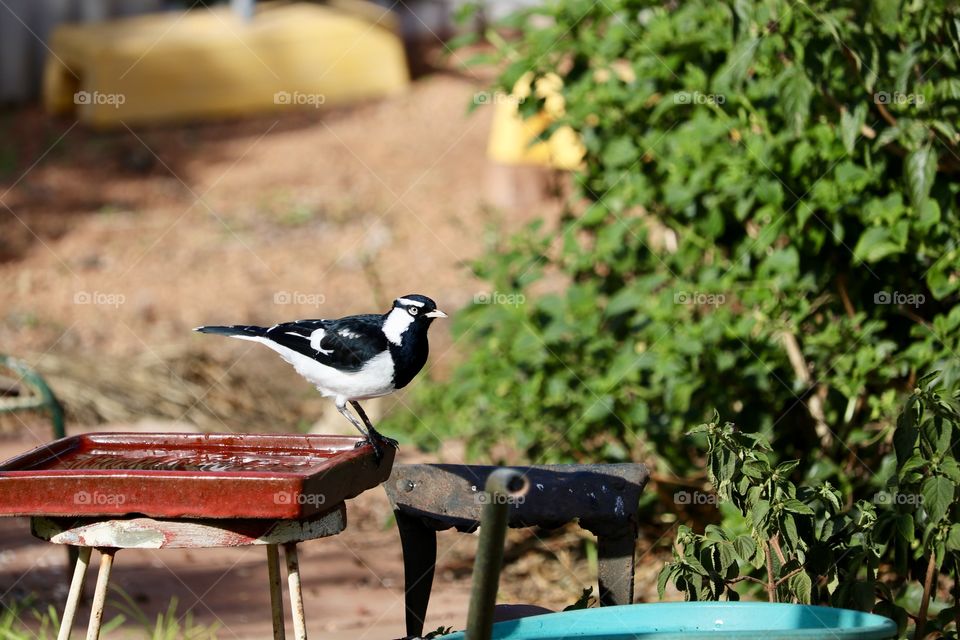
[439,602,898,639]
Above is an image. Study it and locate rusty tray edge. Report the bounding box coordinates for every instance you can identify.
[0,433,395,519]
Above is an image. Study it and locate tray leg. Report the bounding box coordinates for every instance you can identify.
[58,546,92,640]
[284,542,307,640]
[85,548,115,640]
[267,544,286,640]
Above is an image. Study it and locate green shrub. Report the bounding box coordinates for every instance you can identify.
[661,381,960,637]
[390,0,960,480]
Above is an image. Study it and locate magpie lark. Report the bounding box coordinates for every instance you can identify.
[195,294,446,460]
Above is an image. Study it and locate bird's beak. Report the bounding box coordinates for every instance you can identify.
[425,309,448,318]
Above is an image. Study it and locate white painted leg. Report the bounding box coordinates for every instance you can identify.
[267,544,286,640]
[57,546,92,640]
[85,549,115,640]
[284,542,307,640]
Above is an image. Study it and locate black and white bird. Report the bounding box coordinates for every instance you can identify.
[195,294,446,460]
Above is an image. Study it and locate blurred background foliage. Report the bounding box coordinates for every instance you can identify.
[388,0,960,491]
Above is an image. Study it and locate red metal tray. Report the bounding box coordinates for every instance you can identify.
[0,433,394,519]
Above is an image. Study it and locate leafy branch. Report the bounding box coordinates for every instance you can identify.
[661,381,960,639]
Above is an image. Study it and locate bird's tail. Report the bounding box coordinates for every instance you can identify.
[194,325,267,339]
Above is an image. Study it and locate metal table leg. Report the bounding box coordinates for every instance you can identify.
[395,510,437,638]
[58,546,92,640]
[597,528,637,606]
[86,548,115,640]
[284,542,307,640]
[267,543,286,640]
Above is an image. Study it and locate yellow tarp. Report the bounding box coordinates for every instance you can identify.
[44,1,409,127]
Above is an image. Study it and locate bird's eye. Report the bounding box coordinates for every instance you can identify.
[408,307,418,316]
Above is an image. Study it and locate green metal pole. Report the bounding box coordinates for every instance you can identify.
[465,468,529,640]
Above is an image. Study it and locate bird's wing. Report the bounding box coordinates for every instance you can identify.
[262,315,387,371]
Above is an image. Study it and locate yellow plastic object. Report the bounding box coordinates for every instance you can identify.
[486,72,585,170]
[43,2,409,127]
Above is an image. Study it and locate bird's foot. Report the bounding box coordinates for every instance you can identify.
[370,429,399,449]
[354,430,397,465]
[355,435,384,464]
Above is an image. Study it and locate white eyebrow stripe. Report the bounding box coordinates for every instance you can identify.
[285,332,308,338]
[396,297,425,307]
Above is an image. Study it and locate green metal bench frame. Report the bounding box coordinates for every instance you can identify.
[0,354,66,441]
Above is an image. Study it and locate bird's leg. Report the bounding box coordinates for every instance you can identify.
[335,401,382,462]
[350,401,399,449]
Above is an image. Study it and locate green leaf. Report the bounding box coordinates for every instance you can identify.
[684,555,708,576]
[583,395,615,421]
[657,564,675,599]
[782,514,800,549]
[853,227,901,263]
[940,457,960,483]
[783,499,815,515]
[893,44,919,94]
[776,460,801,476]
[753,500,771,527]
[717,541,737,574]
[733,535,757,563]
[921,475,955,523]
[869,0,899,35]
[894,404,919,469]
[840,104,867,154]
[819,484,842,512]
[742,459,769,479]
[603,136,638,169]
[789,570,813,604]
[896,514,915,542]
[905,145,938,209]
[605,286,645,316]
[780,66,813,133]
[947,524,960,552]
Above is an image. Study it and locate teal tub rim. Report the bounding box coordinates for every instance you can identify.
[437,602,898,640]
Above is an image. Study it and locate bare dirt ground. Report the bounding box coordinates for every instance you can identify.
[0,65,673,638]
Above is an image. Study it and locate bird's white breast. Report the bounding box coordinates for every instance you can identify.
[240,336,396,400]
